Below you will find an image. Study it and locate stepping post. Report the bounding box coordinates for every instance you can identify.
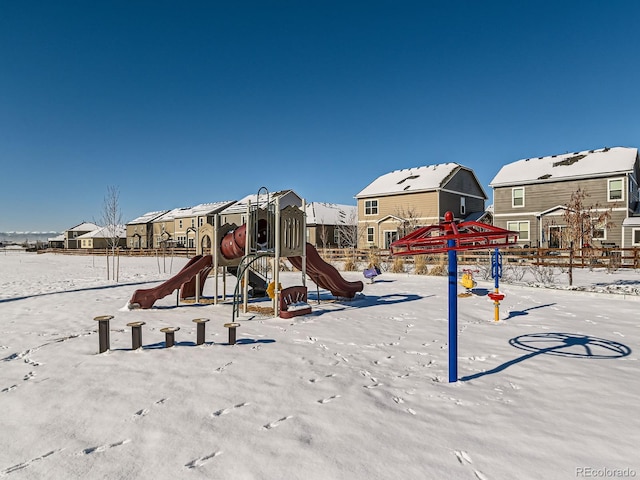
[127,321,146,350]
[94,315,114,353]
[192,318,209,345]
[223,322,240,345]
[160,327,180,348]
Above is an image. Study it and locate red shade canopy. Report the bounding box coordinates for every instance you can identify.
[390,211,519,255]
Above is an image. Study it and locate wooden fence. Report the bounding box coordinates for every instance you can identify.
[42,246,640,270]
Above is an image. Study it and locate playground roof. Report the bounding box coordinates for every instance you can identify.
[355,163,463,198]
[490,146,638,187]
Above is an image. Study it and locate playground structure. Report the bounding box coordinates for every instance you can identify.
[128,189,364,317]
[390,211,518,382]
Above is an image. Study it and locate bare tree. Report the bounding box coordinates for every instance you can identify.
[335,208,360,248]
[101,185,123,281]
[395,206,422,237]
[562,188,614,249]
[317,219,330,249]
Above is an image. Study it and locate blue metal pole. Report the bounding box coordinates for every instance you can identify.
[494,247,499,292]
[448,239,458,383]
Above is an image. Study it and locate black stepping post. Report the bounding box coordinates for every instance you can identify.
[127,321,146,350]
[224,322,240,345]
[192,318,210,346]
[160,327,180,348]
[94,315,114,353]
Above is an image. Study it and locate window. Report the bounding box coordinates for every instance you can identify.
[384,231,398,249]
[608,178,623,201]
[460,197,466,216]
[179,220,183,229]
[367,227,375,243]
[364,200,378,215]
[512,188,524,208]
[199,217,204,227]
[333,230,340,245]
[633,229,640,246]
[591,220,606,240]
[507,221,530,241]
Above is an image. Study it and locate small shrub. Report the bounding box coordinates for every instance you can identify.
[428,255,448,276]
[414,255,429,275]
[390,257,405,273]
[529,265,558,284]
[367,248,382,269]
[343,257,357,272]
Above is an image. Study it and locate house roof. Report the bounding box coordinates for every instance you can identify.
[172,201,236,219]
[127,210,169,225]
[355,163,464,198]
[490,147,638,187]
[222,190,302,214]
[77,225,126,239]
[306,202,357,225]
[67,222,100,232]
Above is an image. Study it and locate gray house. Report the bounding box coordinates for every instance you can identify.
[490,147,640,248]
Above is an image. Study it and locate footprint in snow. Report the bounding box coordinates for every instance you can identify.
[454,450,473,464]
[263,415,293,430]
[317,395,340,404]
[2,384,18,393]
[81,439,131,455]
[133,408,149,418]
[185,451,222,469]
[212,402,251,417]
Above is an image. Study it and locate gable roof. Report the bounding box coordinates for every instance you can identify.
[77,225,126,239]
[67,222,100,232]
[222,190,303,214]
[172,201,236,219]
[127,210,169,225]
[306,203,357,225]
[490,147,638,187]
[356,163,465,198]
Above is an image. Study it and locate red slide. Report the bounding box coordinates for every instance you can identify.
[129,255,213,309]
[288,243,364,299]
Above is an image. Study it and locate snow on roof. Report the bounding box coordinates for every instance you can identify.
[76,225,126,239]
[127,210,169,225]
[67,222,100,232]
[222,190,302,214]
[356,163,462,198]
[490,147,638,187]
[172,201,236,219]
[48,234,65,242]
[306,203,357,225]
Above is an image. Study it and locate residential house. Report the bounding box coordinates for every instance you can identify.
[77,225,127,250]
[355,163,487,249]
[126,210,169,249]
[489,146,640,248]
[64,222,100,249]
[305,202,357,248]
[172,201,236,249]
[47,234,65,249]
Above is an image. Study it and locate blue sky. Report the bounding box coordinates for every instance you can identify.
[1,1,639,231]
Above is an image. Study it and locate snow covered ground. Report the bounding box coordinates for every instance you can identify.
[0,251,638,479]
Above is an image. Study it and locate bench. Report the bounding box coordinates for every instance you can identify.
[279,286,312,319]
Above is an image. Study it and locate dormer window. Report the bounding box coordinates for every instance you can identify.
[512,187,525,208]
[608,178,623,201]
